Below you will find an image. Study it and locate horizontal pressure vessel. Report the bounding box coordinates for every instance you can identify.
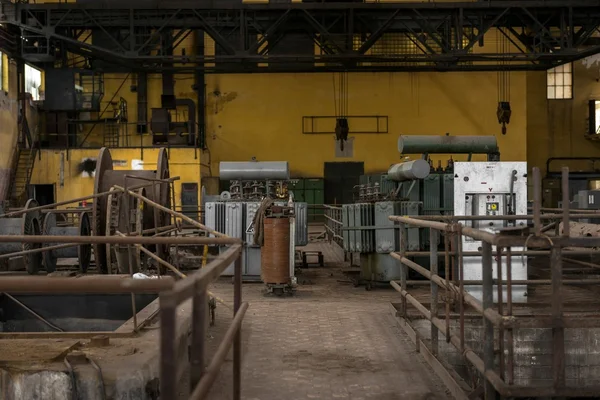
[398,135,499,154]
[387,159,431,182]
[219,161,290,180]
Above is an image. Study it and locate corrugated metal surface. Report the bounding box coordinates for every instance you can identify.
[422,174,441,215]
[245,202,261,244]
[442,173,454,215]
[205,202,226,237]
[399,180,421,202]
[225,202,244,238]
[342,203,376,253]
[374,201,400,254]
[399,201,421,251]
[294,202,309,246]
[380,175,397,198]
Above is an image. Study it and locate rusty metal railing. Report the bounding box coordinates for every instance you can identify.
[0,175,246,400]
[389,167,600,398]
[323,204,343,247]
[0,235,246,400]
[160,243,246,400]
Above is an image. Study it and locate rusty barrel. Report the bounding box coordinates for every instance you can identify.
[261,216,290,285]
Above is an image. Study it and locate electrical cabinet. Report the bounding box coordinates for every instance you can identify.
[454,162,528,303]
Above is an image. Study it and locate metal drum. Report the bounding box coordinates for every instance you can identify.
[0,199,42,274]
[105,187,147,274]
[43,212,92,273]
[261,216,290,285]
[93,147,171,273]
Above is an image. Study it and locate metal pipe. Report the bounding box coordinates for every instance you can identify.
[533,167,542,235]
[0,276,175,293]
[497,247,505,380]
[233,256,242,400]
[113,185,228,238]
[551,246,566,388]
[396,213,600,221]
[387,159,430,182]
[219,161,290,181]
[481,242,495,399]
[506,247,514,385]
[0,178,179,218]
[390,252,494,319]
[389,216,497,243]
[404,249,600,256]
[562,167,570,237]
[0,235,239,245]
[429,229,438,355]
[2,293,64,332]
[405,279,600,286]
[397,135,499,154]
[0,243,77,260]
[190,302,249,400]
[390,281,487,376]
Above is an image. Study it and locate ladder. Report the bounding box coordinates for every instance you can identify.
[9,148,36,205]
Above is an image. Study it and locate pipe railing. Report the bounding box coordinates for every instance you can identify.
[323,204,343,247]
[0,174,246,400]
[389,166,600,398]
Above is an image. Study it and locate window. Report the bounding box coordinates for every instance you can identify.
[547,63,573,100]
[24,64,42,100]
[587,100,600,135]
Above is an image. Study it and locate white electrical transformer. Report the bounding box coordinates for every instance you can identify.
[453,162,528,303]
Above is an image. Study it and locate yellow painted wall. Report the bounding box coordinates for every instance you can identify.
[30,148,202,208]
[205,71,527,177]
[527,60,600,176]
[0,56,19,199]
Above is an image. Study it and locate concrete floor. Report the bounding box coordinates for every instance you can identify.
[202,232,452,400]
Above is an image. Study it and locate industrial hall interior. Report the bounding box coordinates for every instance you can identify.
[3,0,600,399]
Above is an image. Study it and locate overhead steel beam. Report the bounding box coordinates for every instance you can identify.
[2,1,600,73]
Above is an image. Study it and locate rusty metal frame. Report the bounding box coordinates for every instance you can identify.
[0,239,245,400]
[389,166,600,398]
[0,179,246,399]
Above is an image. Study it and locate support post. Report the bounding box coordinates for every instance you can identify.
[429,228,439,355]
[233,255,242,400]
[482,242,497,399]
[159,294,178,400]
[551,245,566,389]
[190,287,207,390]
[399,223,408,317]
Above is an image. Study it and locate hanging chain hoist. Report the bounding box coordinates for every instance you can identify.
[333,72,350,150]
[496,32,511,135]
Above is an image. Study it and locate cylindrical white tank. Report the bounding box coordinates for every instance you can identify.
[387,159,430,182]
[219,161,290,180]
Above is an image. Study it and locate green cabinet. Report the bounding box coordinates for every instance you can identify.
[289,178,325,222]
[305,178,324,191]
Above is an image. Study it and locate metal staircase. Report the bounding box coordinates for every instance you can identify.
[8,117,38,205]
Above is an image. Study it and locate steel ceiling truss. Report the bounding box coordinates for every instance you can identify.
[2,1,600,72]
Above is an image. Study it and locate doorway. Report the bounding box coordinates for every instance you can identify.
[324,162,364,205]
[31,184,55,206]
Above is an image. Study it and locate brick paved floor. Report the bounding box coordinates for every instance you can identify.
[202,237,452,400]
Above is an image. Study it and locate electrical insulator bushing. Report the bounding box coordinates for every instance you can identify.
[398,135,499,155]
[219,161,290,181]
[387,159,431,182]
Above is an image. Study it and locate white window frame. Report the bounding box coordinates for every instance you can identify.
[547,63,573,100]
[24,64,42,101]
